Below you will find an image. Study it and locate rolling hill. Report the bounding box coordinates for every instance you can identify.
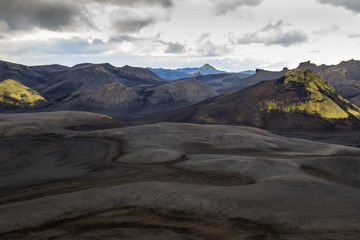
[143,78,219,111]
[58,78,218,117]
[165,69,360,131]
[41,63,167,102]
[0,79,46,109]
[60,83,143,115]
[0,60,45,89]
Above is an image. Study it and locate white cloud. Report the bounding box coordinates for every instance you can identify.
[210,0,263,16]
[235,20,308,47]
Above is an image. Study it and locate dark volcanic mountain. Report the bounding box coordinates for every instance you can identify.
[297,60,360,105]
[143,78,219,110]
[166,70,360,131]
[103,64,166,85]
[58,78,218,117]
[60,83,143,116]
[42,64,126,101]
[218,68,288,94]
[42,63,167,101]
[0,60,45,89]
[29,64,69,80]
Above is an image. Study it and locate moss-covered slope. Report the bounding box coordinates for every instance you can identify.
[259,70,360,120]
[166,69,360,131]
[0,79,46,108]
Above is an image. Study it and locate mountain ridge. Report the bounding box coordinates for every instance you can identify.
[164,69,360,131]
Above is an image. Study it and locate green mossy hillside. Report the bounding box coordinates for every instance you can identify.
[0,79,46,107]
[259,69,360,120]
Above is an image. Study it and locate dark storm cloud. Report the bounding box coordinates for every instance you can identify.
[0,0,174,33]
[0,0,85,31]
[235,20,308,47]
[211,0,263,16]
[113,18,155,34]
[165,42,185,53]
[317,0,360,13]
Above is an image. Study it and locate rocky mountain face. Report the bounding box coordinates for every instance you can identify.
[166,70,360,131]
[297,60,360,106]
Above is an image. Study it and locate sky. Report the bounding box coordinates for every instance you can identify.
[0,0,360,72]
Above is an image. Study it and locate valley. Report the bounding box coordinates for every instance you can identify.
[0,59,360,240]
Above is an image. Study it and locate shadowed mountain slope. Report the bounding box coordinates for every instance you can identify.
[142,78,219,113]
[60,83,143,114]
[0,60,45,89]
[42,64,126,101]
[103,64,166,85]
[192,72,251,90]
[166,69,360,131]
[42,63,167,102]
[29,64,69,80]
[57,78,218,118]
[218,68,288,94]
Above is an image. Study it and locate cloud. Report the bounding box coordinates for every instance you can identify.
[0,0,174,33]
[0,0,86,31]
[348,33,360,38]
[210,0,263,16]
[93,0,174,8]
[165,42,185,53]
[197,40,230,56]
[312,25,339,36]
[235,20,308,47]
[265,31,308,47]
[43,38,107,55]
[113,18,155,34]
[317,0,360,13]
[0,38,107,56]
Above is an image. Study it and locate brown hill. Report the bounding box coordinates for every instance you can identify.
[166,70,360,131]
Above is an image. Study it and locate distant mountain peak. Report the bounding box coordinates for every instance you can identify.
[200,63,217,71]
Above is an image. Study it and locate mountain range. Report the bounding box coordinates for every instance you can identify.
[149,63,254,80]
[1,59,360,132]
[163,69,360,131]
